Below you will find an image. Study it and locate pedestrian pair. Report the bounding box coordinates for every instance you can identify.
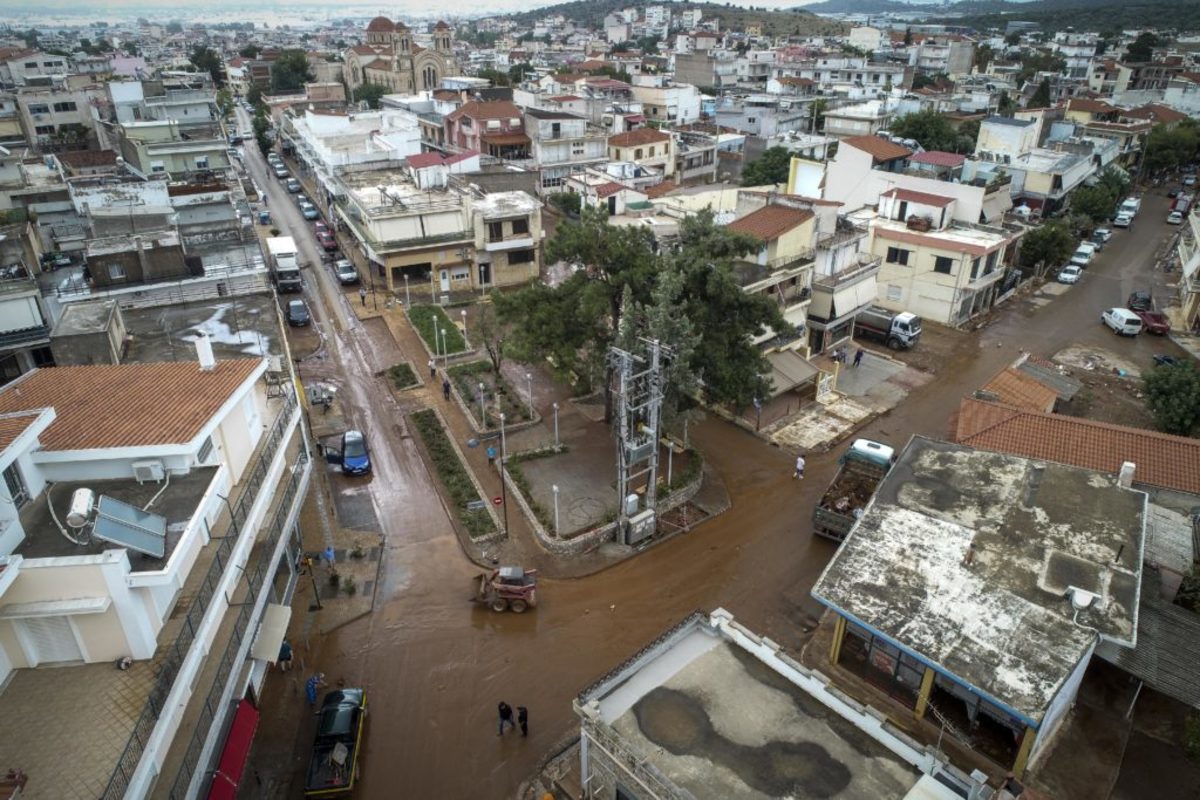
[498,702,528,736]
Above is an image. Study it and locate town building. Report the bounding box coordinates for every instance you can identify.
[607,128,675,180]
[574,608,991,799]
[520,108,608,193]
[812,436,1145,778]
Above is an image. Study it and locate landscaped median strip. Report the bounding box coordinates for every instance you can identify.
[409,408,498,540]
[408,304,467,355]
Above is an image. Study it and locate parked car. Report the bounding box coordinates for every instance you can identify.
[286,178,302,193]
[301,203,321,221]
[1070,242,1097,267]
[273,164,289,179]
[1128,291,1153,311]
[1185,174,1197,187]
[296,194,311,207]
[1091,227,1112,248]
[1154,354,1185,367]
[1101,308,1144,336]
[1057,265,1083,284]
[286,299,311,326]
[258,209,271,225]
[325,429,371,475]
[1168,211,1185,225]
[333,259,360,285]
[1113,212,1134,228]
[313,221,329,234]
[1168,188,1181,198]
[316,229,337,249]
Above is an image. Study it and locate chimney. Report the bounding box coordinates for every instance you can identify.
[195,332,215,370]
[1117,461,1135,488]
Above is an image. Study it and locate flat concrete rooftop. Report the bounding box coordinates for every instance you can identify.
[16,468,219,568]
[813,436,1145,724]
[588,623,927,799]
[120,293,280,363]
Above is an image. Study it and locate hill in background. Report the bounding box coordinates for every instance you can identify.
[511,0,847,37]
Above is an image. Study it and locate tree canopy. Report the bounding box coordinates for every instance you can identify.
[1029,77,1052,109]
[741,146,792,187]
[1144,121,1200,173]
[188,45,224,85]
[1070,167,1129,222]
[495,208,785,417]
[353,83,386,109]
[1018,220,1075,273]
[1145,362,1200,436]
[476,68,510,87]
[1126,32,1158,63]
[889,110,975,154]
[270,49,313,93]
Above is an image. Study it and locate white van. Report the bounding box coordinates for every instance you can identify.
[1071,242,1097,267]
[1101,308,1143,336]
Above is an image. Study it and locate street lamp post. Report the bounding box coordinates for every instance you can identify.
[403,274,410,307]
[460,309,467,341]
[434,326,442,365]
[552,484,560,537]
[525,372,533,418]
[478,382,486,429]
[499,412,508,536]
[440,327,448,367]
[552,402,559,448]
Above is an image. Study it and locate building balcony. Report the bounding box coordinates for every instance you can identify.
[813,254,881,293]
[483,235,535,252]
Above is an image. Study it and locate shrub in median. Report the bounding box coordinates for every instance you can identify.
[410,409,495,539]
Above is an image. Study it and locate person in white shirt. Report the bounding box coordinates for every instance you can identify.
[793,455,805,480]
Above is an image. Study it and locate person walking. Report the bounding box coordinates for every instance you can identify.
[277,639,293,672]
[428,358,436,378]
[517,706,529,737]
[442,376,451,401]
[497,701,515,735]
[305,672,326,707]
[853,347,864,368]
[359,285,367,307]
[793,454,806,480]
[486,445,496,467]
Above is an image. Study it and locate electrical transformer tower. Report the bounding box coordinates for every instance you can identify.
[610,339,671,535]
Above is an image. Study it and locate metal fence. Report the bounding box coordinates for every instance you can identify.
[101,388,298,800]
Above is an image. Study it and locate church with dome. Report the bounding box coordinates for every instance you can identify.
[344,17,459,95]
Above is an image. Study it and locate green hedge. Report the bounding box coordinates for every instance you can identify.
[387,362,419,390]
[448,361,533,425]
[410,409,495,540]
[409,305,467,355]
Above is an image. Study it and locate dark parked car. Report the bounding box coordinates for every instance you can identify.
[1153,354,1184,367]
[286,299,311,326]
[316,230,337,251]
[1127,291,1152,311]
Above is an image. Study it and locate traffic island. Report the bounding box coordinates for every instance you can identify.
[384,361,421,391]
[409,408,502,542]
[446,360,540,433]
[406,304,471,360]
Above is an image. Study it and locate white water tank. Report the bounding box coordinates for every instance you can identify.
[195,332,215,370]
[67,488,95,528]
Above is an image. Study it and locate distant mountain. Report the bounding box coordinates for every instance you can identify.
[510,0,845,37]
[798,0,1173,15]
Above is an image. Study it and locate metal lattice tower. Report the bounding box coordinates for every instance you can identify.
[610,339,670,527]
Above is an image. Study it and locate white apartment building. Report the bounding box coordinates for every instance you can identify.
[630,82,702,126]
[522,108,608,192]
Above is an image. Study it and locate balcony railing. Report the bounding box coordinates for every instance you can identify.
[813,254,881,291]
[0,325,50,349]
[101,388,299,800]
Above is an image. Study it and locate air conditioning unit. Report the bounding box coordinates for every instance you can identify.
[132,460,166,484]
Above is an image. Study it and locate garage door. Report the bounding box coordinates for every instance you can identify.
[21,616,83,664]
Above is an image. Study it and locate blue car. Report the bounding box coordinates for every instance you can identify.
[339,430,371,475]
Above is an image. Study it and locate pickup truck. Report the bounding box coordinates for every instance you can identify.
[812,439,896,542]
[305,688,367,797]
[1132,308,1171,335]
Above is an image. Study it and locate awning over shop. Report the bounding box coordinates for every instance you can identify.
[765,349,819,398]
[810,275,879,327]
[250,603,291,663]
[206,699,260,800]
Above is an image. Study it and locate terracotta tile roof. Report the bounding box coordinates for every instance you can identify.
[979,368,1058,412]
[594,181,627,198]
[726,204,814,242]
[551,72,586,84]
[58,150,118,168]
[910,150,966,168]
[0,360,263,451]
[1067,97,1115,115]
[447,100,522,122]
[881,187,955,207]
[0,411,43,452]
[643,182,677,199]
[841,135,912,163]
[443,150,478,165]
[548,94,582,102]
[608,128,670,148]
[406,152,445,169]
[1123,103,1188,125]
[955,396,1200,495]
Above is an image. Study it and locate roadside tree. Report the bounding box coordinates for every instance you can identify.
[1145,363,1200,436]
[1017,220,1075,274]
[741,146,792,186]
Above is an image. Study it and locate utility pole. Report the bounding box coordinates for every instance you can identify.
[610,338,670,539]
